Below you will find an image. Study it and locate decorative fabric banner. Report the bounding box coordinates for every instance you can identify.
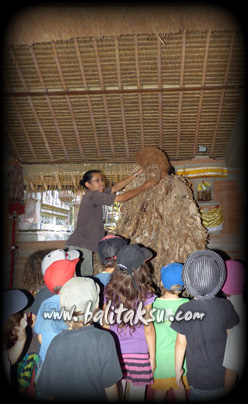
[176,166,227,178]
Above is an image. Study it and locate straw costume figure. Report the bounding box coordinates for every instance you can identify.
[115,146,208,285]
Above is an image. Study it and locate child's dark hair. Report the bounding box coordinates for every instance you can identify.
[104,263,156,333]
[79,170,101,189]
[22,248,54,291]
[102,260,117,270]
[2,312,22,350]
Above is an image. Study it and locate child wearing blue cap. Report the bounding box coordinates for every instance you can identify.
[152,263,190,401]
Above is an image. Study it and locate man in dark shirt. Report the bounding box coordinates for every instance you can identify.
[66,169,159,276]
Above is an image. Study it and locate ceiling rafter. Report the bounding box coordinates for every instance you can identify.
[10,48,54,161]
[134,35,144,148]
[3,121,21,160]
[114,37,129,159]
[210,31,236,156]
[51,41,84,160]
[193,30,212,155]
[4,77,38,162]
[4,83,242,98]
[92,37,115,157]
[73,38,101,159]
[157,37,163,149]
[176,30,186,159]
[29,46,70,162]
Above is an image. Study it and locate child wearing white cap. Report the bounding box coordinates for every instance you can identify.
[36,277,122,402]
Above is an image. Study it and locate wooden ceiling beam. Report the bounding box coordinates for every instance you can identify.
[3,121,22,161]
[51,41,84,160]
[114,37,129,159]
[93,37,115,157]
[134,35,144,148]
[73,38,101,159]
[4,77,38,162]
[176,30,186,159]
[157,37,163,149]
[4,83,242,98]
[9,48,54,162]
[29,47,70,162]
[193,30,212,155]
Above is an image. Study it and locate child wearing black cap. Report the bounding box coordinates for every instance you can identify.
[103,244,156,402]
[2,290,28,383]
[171,250,239,402]
[152,263,190,401]
[95,234,127,287]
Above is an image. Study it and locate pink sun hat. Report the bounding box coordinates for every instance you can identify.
[222,260,246,295]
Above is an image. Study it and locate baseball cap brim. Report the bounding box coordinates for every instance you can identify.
[2,290,28,325]
[117,244,153,274]
[141,247,153,264]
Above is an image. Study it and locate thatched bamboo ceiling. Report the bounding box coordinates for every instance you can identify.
[2,6,246,173]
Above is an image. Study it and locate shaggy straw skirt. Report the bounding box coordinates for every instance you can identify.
[119,353,154,386]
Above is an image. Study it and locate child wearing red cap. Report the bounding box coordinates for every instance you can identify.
[222,260,246,396]
[34,249,79,364]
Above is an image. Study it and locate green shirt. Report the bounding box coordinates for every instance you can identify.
[153,297,189,379]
